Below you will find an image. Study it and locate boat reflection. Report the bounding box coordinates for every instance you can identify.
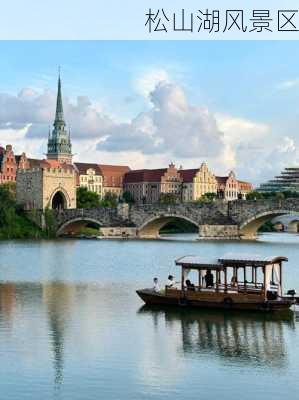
[138,305,295,367]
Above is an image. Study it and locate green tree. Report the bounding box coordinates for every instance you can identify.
[101,191,118,208]
[0,184,43,239]
[44,207,56,238]
[275,192,285,201]
[122,190,134,204]
[246,191,264,200]
[159,193,177,205]
[77,187,101,208]
[0,185,15,228]
[2,182,16,198]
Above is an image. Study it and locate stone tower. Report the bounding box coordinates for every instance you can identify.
[47,74,72,164]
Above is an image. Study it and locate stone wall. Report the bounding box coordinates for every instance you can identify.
[16,169,43,209]
[16,166,76,210]
[42,167,76,209]
[198,224,240,240]
[100,227,137,238]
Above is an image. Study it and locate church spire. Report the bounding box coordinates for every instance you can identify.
[54,71,65,127]
[47,70,72,164]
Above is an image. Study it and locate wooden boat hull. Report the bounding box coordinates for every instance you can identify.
[136,289,295,312]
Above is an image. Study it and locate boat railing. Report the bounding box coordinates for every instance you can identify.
[166,282,264,294]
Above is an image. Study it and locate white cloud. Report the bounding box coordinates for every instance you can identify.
[98,82,224,159]
[0,79,294,186]
[0,88,115,141]
[134,69,170,97]
[277,78,299,90]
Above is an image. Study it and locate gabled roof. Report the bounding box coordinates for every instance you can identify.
[74,162,102,175]
[178,169,198,183]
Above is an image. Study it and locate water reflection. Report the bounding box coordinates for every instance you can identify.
[43,282,74,389]
[138,306,295,368]
[0,282,16,327]
[0,281,74,391]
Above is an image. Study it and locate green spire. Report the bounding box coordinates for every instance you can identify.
[47,70,72,164]
[54,72,65,128]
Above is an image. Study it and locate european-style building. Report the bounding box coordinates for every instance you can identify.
[124,163,183,204]
[16,74,77,210]
[124,163,253,204]
[179,162,218,202]
[74,162,103,197]
[0,145,17,184]
[99,164,130,197]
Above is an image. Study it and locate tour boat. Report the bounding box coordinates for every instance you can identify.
[136,254,297,312]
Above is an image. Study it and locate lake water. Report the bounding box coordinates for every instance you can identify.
[0,233,299,400]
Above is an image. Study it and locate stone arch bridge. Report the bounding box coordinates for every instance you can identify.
[37,198,299,240]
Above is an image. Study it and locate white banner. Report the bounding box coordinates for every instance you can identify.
[1,0,299,39]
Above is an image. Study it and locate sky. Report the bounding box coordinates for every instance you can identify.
[1,40,299,186]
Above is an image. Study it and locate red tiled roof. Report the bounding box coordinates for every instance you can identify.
[216,176,228,184]
[39,159,74,171]
[124,168,168,183]
[179,169,198,183]
[28,158,43,168]
[74,162,102,175]
[99,164,130,187]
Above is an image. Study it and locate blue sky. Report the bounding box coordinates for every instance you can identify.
[1,41,299,185]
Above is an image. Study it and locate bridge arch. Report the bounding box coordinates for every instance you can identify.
[137,214,199,238]
[239,209,299,239]
[57,217,103,236]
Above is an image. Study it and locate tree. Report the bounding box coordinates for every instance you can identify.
[44,207,56,238]
[0,185,16,228]
[193,192,217,204]
[159,193,177,205]
[122,190,134,204]
[246,191,264,200]
[101,191,118,208]
[76,187,101,208]
[275,192,285,201]
[2,182,16,198]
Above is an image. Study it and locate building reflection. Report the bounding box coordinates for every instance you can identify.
[138,306,295,367]
[42,282,75,389]
[0,282,16,327]
[0,281,75,391]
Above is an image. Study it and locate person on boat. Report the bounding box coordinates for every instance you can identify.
[167,275,176,288]
[152,277,160,292]
[185,279,195,291]
[205,270,214,288]
[231,275,237,287]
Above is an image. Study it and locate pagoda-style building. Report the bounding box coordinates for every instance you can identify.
[258,167,299,193]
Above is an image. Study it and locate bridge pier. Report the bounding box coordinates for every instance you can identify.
[198,225,240,240]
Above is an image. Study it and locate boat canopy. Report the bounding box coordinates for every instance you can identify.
[219,254,288,267]
[175,256,223,270]
[175,254,288,269]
